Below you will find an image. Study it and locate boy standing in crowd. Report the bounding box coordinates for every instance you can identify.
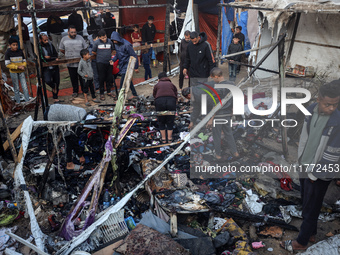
[142,45,153,80]
[131,24,142,65]
[142,16,156,45]
[88,32,100,92]
[5,38,29,104]
[227,36,242,81]
[92,29,115,101]
[78,49,100,106]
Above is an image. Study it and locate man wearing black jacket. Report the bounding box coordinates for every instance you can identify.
[68,11,84,36]
[142,16,156,45]
[47,15,64,52]
[183,31,215,86]
[227,36,242,81]
[39,34,62,103]
[179,30,191,92]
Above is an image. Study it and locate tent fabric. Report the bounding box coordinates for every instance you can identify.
[119,0,166,44]
[198,12,218,51]
[0,0,22,10]
[177,0,196,42]
[0,7,14,33]
[221,2,233,57]
[19,0,84,18]
[236,11,251,55]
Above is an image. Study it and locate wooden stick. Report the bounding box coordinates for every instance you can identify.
[0,100,18,163]
[15,0,33,97]
[2,122,23,151]
[38,133,62,196]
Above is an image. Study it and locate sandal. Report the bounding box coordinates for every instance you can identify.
[85,102,91,106]
[161,139,167,144]
[107,93,117,100]
[280,240,306,253]
[72,93,78,98]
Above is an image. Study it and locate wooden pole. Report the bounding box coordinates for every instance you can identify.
[0,100,18,163]
[278,33,288,157]
[15,0,33,98]
[38,133,62,197]
[193,3,200,32]
[216,4,222,67]
[163,2,171,73]
[286,13,301,65]
[31,0,47,119]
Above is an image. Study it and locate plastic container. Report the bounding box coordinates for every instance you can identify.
[125,216,136,230]
[103,190,110,203]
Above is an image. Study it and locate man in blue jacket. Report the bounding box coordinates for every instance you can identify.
[110,31,139,98]
[281,81,340,252]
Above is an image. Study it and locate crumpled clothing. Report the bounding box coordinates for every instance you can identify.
[198,132,209,141]
[232,241,257,255]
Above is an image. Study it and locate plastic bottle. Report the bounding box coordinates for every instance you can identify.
[103,190,110,209]
[103,190,110,202]
[110,197,115,206]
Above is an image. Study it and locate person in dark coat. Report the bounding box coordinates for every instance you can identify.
[142,16,156,45]
[103,12,116,38]
[183,31,215,86]
[68,11,83,36]
[47,15,64,52]
[87,17,100,35]
[227,36,242,81]
[153,72,177,143]
[39,34,61,103]
[179,30,191,91]
[110,31,139,98]
[235,26,245,73]
[142,46,153,80]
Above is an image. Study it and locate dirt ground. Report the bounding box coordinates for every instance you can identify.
[4,59,340,255]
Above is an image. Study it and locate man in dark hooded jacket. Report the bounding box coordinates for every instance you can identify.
[183,31,215,86]
[110,31,139,98]
[227,36,242,81]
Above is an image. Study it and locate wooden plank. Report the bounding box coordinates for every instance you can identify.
[3,122,23,151]
[0,103,18,163]
[42,41,176,67]
[15,0,33,97]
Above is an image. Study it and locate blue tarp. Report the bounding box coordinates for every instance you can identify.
[221,0,234,59]
[236,11,251,56]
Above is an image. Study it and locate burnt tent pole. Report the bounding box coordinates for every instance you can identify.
[248,35,285,78]
[163,2,171,72]
[216,4,222,66]
[278,33,288,157]
[286,13,301,65]
[30,0,48,120]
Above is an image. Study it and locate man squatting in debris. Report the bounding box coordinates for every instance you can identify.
[281,81,340,252]
[44,104,97,171]
[182,67,239,161]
